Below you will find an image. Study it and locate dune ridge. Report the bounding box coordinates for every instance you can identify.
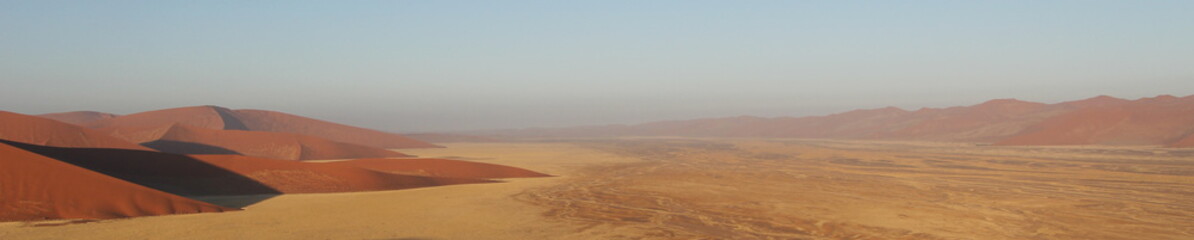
[67,106,439,149]
[0,111,152,151]
[36,111,119,126]
[482,95,1194,147]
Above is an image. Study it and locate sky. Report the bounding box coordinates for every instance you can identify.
[2,1,1193,132]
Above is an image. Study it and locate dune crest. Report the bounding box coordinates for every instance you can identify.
[37,111,119,126]
[56,106,439,149]
[0,111,152,151]
[481,94,1194,147]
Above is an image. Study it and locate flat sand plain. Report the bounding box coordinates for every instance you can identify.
[3,139,1193,239]
[519,138,1194,239]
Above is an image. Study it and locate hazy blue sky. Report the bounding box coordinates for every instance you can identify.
[2,1,1192,132]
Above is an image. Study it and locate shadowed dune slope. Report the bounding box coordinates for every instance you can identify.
[0,142,234,222]
[149,124,411,160]
[2,140,493,195]
[2,139,280,196]
[231,109,441,149]
[0,111,152,151]
[328,158,552,179]
[36,111,118,126]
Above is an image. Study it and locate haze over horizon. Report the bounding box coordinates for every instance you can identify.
[3,1,1193,132]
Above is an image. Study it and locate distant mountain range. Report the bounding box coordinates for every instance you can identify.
[480,95,1194,147]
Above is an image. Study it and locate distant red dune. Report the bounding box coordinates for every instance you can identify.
[146,124,411,161]
[329,158,552,179]
[0,142,233,221]
[480,94,1194,147]
[1171,134,1194,148]
[995,95,1194,146]
[0,111,152,151]
[231,109,442,149]
[68,106,440,149]
[36,111,118,126]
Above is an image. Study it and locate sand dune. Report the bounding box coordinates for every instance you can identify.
[36,111,118,126]
[230,109,441,148]
[0,142,233,222]
[147,124,410,160]
[0,111,152,151]
[2,140,499,196]
[482,95,1194,147]
[60,105,440,149]
[996,95,1194,146]
[328,158,552,179]
[1171,134,1194,147]
[194,155,494,194]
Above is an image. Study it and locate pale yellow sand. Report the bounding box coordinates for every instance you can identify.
[0,142,641,240]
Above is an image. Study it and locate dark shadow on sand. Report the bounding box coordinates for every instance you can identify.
[0,139,282,207]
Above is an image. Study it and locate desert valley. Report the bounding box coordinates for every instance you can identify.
[4,1,1194,239]
[2,95,1193,239]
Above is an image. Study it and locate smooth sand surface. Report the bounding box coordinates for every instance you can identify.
[0,142,639,240]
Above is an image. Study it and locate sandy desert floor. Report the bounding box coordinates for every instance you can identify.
[3,139,1193,239]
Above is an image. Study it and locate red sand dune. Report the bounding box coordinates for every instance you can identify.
[194,155,494,193]
[482,94,1194,147]
[36,111,118,126]
[996,95,1194,146]
[230,109,441,149]
[329,158,552,179]
[69,105,439,149]
[0,111,152,151]
[146,124,411,161]
[2,140,505,196]
[0,142,233,221]
[1171,134,1194,148]
[83,105,249,130]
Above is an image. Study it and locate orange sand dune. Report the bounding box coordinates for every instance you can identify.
[1171,134,1194,148]
[0,142,233,221]
[484,94,1194,147]
[67,105,439,149]
[230,109,441,149]
[996,95,1194,146]
[148,124,411,160]
[329,158,552,179]
[83,105,249,130]
[2,140,499,196]
[195,155,495,193]
[36,111,118,126]
[0,111,152,151]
